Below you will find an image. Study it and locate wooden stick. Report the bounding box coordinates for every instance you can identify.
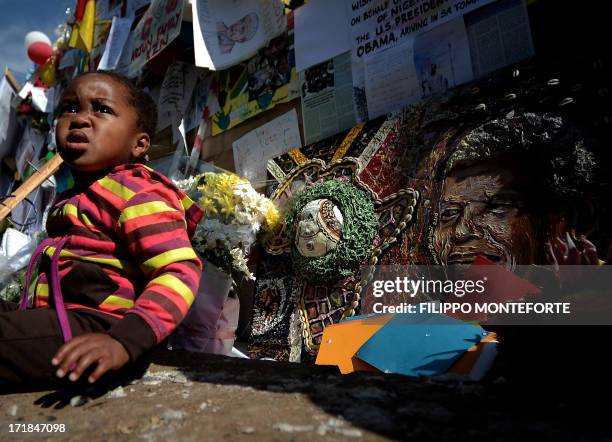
[4,67,21,93]
[0,154,64,221]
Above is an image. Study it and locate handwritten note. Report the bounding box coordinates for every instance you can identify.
[232,109,302,185]
[364,39,419,119]
[157,61,201,131]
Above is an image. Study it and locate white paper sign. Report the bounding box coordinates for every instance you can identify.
[0,78,18,160]
[98,15,135,71]
[118,0,185,77]
[295,0,351,71]
[232,109,302,185]
[156,61,202,131]
[364,39,420,119]
[358,16,473,120]
[300,52,356,144]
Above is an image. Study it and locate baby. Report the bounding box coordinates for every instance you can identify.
[0,71,203,389]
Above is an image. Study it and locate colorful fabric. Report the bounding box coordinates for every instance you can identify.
[32,164,203,346]
[69,0,96,52]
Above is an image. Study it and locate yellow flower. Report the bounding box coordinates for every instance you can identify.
[217,194,236,218]
[263,201,280,231]
[199,197,218,215]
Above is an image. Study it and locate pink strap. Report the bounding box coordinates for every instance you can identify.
[19,236,73,343]
[49,237,72,342]
[20,237,55,310]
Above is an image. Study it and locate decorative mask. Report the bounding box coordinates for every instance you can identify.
[295,199,344,257]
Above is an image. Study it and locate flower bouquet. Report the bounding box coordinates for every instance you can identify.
[189,172,278,281]
[172,172,278,355]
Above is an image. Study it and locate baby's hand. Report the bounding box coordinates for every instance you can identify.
[52,333,130,383]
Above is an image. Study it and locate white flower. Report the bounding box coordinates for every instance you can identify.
[172,176,196,193]
[230,248,254,280]
[188,172,276,280]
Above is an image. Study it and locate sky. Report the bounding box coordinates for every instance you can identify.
[0,0,74,84]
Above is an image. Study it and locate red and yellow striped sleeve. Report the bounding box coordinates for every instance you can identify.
[112,174,203,344]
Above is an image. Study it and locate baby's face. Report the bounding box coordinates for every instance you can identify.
[56,74,144,172]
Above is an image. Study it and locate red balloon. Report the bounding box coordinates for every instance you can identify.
[27,41,54,65]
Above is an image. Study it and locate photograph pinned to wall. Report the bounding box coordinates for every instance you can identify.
[14,126,46,181]
[232,108,302,187]
[210,22,299,135]
[192,0,286,70]
[300,52,356,145]
[183,72,213,134]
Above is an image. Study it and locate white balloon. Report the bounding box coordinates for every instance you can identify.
[25,31,52,49]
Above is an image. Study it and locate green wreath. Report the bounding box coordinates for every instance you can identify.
[285,180,377,284]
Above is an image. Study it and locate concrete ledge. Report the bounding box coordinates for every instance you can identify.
[0,349,610,441]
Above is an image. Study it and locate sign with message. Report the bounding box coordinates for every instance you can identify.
[119,0,185,77]
[346,0,496,59]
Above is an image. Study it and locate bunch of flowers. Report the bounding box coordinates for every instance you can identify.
[177,172,279,281]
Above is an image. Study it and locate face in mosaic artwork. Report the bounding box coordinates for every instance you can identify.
[432,160,539,272]
[431,113,597,272]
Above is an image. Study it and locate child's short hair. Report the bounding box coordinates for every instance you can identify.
[69,71,158,142]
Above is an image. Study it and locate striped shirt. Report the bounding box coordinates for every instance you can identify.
[33,164,203,355]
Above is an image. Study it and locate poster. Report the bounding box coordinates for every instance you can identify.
[210,25,299,135]
[414,16,473,98]
[117,0,185,77]
[232,108,302,186]
[357,16,473,120]
[300,52,356,145]
[192,0,286,70]
[364,39,420,119]
[345,0,496,60]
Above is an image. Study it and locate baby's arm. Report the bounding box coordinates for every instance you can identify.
[52,333,129,383]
